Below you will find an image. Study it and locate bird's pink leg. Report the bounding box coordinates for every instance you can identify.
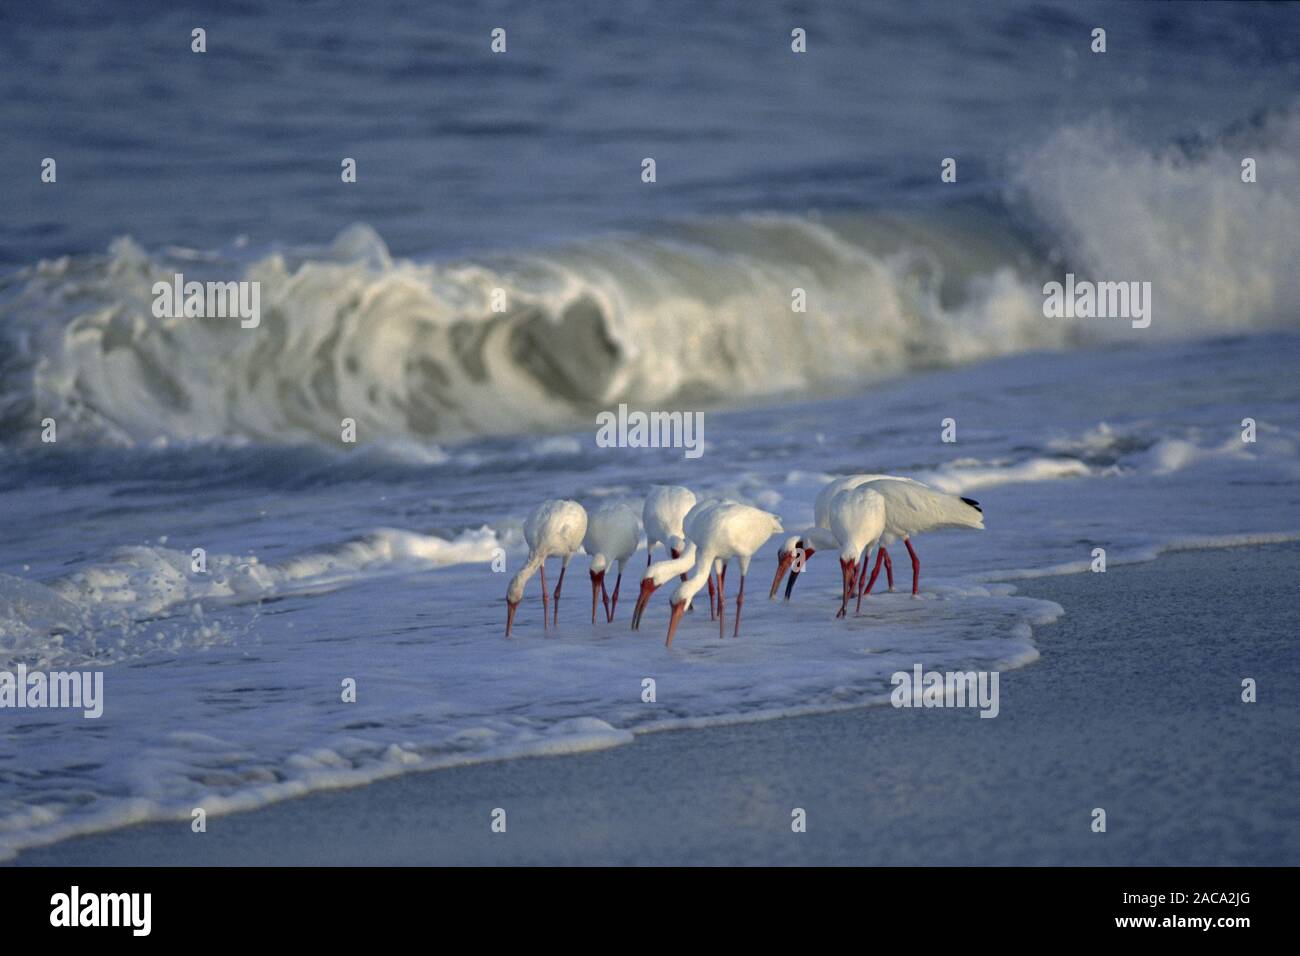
[716,566,726,639]
[552,563,567,628]
[838,560,846,618]
[601,576,612,621]
[855,548,872,615]
[862,547,886,597]
[905,538,920,596]
[836,558,850,619]
[539,563,550,631]
[607,572,622,622]
[707,572,717,620]
[883,548,894,591]
[733,574,746,638]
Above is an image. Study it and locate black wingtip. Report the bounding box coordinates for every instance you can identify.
[961,497,982,513]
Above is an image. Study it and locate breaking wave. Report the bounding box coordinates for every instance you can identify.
[2,109,1297,447]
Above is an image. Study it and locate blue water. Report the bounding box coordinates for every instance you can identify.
[1,1,1298,860]
[2,0,1297,264]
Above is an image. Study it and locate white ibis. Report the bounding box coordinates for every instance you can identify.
[665,503,782,646]
[583,503,640,623]
[768,525,838,599]
[642,485,697,566]
[826,486,886,618]
[855,478,984,599]
[771,473,908,600]
[777,474,982,600]
[631,498,730,629]
[505,499,588,637]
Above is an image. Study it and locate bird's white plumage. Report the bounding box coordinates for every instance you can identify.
[643,543,697,586]
[643,485,698,557]
[584,503,640,574]
[776,472,983,601]
[862,478,984,541]
[508,499,588,602]
[644,497,734,581]
[812,473,913,530]
[828,487,887,562]
[670,503,783,609]
[812,473,980,544]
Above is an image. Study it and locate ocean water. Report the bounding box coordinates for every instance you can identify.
[2,1,1299,860]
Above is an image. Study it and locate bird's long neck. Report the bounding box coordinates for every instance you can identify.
[646,541,696,584]
[675,548,717,606]
[665,541,697,577]
[509,549,544,598]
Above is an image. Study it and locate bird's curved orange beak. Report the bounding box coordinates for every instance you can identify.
[630,577,659,630]
[589,569,606,624]
[505,599,519,638]
[665,600,686,647]
[784,547,814,601]
[769,549,795,599]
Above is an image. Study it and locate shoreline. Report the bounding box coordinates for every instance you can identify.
[10,541,1299,866]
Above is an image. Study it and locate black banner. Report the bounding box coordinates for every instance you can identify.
[0,866,1283,941]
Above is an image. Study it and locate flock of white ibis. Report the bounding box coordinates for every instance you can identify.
[504,476,985,646]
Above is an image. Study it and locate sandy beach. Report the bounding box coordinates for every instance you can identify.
[12,542,1296,866]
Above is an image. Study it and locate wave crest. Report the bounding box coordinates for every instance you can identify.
[2,110,1297,447]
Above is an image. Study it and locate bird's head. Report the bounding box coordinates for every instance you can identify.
[505,565,532,637]
[664,575,705,646]
[506,572,527,605]
[769,536,800,598]
[770,534,813,599]
[588,562,608,623]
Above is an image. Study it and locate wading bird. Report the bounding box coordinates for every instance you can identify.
[826,486,886,617]
[665,503,783,646]
[858,478,984,598]
[776,475,982,600]
[642,485,697,566]
[505,499,588,637]
[770,473,906,600]
[632,498,730,629]
[583,503,640,623]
